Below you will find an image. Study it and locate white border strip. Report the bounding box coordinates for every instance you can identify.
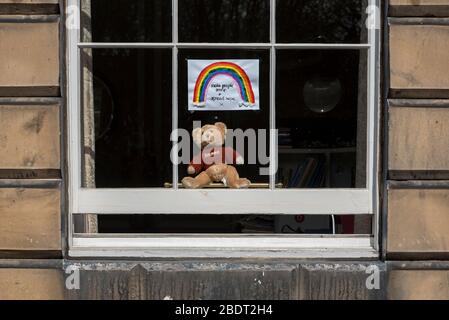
[77,42,371,49]
[77,188,372,214]
[73,235,372,249]
[69,248,379,259]
[67,0,81,245]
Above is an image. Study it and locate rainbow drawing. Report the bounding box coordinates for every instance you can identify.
[193,61,256,106]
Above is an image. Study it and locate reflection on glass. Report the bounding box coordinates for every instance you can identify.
[81,0,172,42]
[81,48,172,187]
[179,0,270,43]
[276,0,368,43]
[303,76,342,113]
[178,50,270,185]
[276,50,367,188]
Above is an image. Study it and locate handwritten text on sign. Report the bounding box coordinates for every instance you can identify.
[188,59,260,111]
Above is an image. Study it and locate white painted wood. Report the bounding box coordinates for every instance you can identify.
[172,0,179,189]
[69,248,379,259]
[73,235,372,249]
[77,188,372,214]
[77,43,371,49]
[67,0,82,247]
[368,0,381,251]
[274,43,371,49]
[70,235,376,258]
[269,0,276,190]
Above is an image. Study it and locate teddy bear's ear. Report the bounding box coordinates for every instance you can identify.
[214,122,227,138]
[192,127,203,147]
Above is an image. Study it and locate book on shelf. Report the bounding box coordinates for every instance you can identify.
[280,157,326,188]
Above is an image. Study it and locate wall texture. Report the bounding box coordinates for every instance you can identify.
[0,2,64,299]
[386,0,449,299]
[0,0,448,300]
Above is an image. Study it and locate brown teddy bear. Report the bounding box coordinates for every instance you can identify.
[181,122,251,189]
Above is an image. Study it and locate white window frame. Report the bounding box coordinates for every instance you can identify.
[67,0,381,258]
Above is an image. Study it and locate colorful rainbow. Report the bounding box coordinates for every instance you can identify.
[193,62,255,106]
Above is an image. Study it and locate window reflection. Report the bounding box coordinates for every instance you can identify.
[276,0,368,43]
[276,50,367,188]
[83,214,372,235]
[82,0,172,42]
[179,0,270,43]
[81,48,172,188]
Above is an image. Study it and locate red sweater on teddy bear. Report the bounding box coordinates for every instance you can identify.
[189,147,242,174]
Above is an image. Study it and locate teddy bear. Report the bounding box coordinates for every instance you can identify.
[181,122,251,189]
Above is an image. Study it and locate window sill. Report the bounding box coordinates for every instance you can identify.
[69,235,378,259]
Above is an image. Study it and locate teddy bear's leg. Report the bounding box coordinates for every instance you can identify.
[205,163,228,182]
[182,171,212,189]
[225,165,251,189]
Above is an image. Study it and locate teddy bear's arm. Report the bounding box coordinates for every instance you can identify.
[188,153,204,175]
[224,147,244,165]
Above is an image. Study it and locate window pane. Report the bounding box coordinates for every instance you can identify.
[179,0,270,43]
[74,214,372,234]
[81,48,172,188]
[276,50,367,188]
[276,0,368,43]
[178,49,270,186]
[81,0,172,42]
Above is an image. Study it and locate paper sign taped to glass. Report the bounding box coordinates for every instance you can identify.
[188,59,260,111]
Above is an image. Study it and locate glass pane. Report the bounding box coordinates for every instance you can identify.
[276,50,368,188]
[178,49,270,187]
[276,0,368,43]
[74,214,372,234]
[81,0,171,42]
[81,48,172,188]
[179,0,270,43]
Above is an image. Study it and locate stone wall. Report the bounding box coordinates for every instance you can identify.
[0,1,64,299]
[386,0,449,299]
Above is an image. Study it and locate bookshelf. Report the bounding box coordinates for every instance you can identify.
[275,146,357,234]
[277,147,356,188]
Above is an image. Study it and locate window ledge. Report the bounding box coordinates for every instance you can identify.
[70,235,378,259]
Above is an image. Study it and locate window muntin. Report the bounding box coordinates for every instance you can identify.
[68,0,380,256]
